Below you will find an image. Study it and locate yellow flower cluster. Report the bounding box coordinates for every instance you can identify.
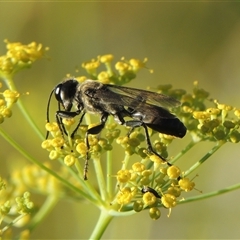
[155,81,240,144]
[42,120,119,168]
[0,162,66,237]
[113,161,195,219]
[43,54,240,221]
[79,54,151,85]
[0,84,20,123]
[0,39,48,77]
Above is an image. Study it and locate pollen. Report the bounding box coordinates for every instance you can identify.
[141,169,152,177]
[116,169,131,183]
[76,142,87,156]
[81,59,100,75]
[0,200,11,215]
[45,122,59,132]
[62,118,75,126]
[75,76,87,83]
[167,186,181,197]
[206,108,220,117]
[215,101,233,111]
[41,139,51,150]
[3,89,19,106]
[49,150,59,160]
[132,162,145,173]
[98,71,110,84]
[64,155,76,167]
[129,58,147,71]
[51,137,64,147]
[116,187,133,205]
[149,154,165,164]
[115,61,130,75]
[234,109,240,118]
[193,111,210,120]
[100,54,114,63]
[167,165,181,179]
[142,192,157,206]
[1,108,12,118]
[161,193,177,208]
[178,178,195,192]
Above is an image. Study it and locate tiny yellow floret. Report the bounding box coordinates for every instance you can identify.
[167,165,181,179]
[142,192,157,206]
[117,169,131,183]
[178,178,195,192]
[161,193,177,208]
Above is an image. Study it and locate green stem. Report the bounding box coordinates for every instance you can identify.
[184,141,225,177]
[121,154,130,170]
[171,140,196,163]
[0,128,94,201]
[3,76,44,140]
[28,195,59,231]
[17,98,44,140]
[1,213,27,234]
[93,155,109,202]
[106,149,113,198]
[89,209,113,240]
[178,182,240,204]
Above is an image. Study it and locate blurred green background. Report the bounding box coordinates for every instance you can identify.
[1,2,240,239]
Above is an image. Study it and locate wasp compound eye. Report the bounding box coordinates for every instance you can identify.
[54,79,79,111]
[54,83,63,103]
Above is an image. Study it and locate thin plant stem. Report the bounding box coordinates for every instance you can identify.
[121,154,130,170]
[16,98,44,140]
[106,149,113,198]
[184,141,225,177]
[28,195,59,231]
[89,209,113,240]
[178,182,240,204]
[0,128,95,202]
[171,140,196,163]
[93,155,109,202]
[2,76,44,140]
[66,160,103,204]
[1,213,27,234]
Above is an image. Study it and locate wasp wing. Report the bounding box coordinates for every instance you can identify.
[104,84,181,109]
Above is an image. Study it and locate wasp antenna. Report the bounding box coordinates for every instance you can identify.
[46,88,55,139]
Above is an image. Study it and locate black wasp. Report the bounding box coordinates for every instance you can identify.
[46,79,187,180]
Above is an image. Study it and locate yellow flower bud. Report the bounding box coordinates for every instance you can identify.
[142,192,157,206]
[161,194,177,208]
[178,178,195,192]
[64,155,76,167]
[149,207,161,220]
[76,142,87,156]
[167,165,181,179]
[117,169,131,183]
[132,162,145,172]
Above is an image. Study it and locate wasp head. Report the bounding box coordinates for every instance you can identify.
[54,79,79,111]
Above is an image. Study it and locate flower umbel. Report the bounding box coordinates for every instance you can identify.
[1,42,240,239]
[0,39,48,77]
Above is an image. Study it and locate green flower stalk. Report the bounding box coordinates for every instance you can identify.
[0,40,240,239]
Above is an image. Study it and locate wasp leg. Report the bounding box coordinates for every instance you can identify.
[55,112,67,137]
[56,110,81,137]
[57,110,81,118]
[124,120,171,166]
[71,112,86,138]
[83,113,109,180]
